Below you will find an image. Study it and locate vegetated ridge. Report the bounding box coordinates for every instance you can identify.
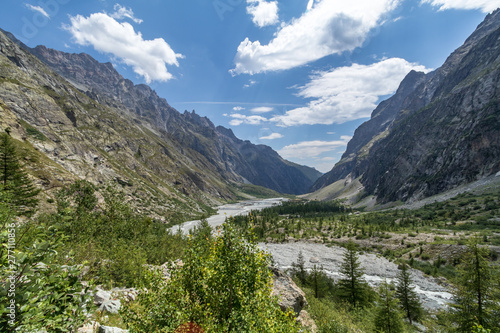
[0,28,321,220]
[311,9,500,205]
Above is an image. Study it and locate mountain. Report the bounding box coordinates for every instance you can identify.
[0,28,321,220]
[311,9,500,204]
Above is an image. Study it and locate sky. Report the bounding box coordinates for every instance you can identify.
[1,0,498,173]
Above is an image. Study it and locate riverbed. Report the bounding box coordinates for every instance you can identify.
[171,198,453,310]
[261,242,453,310]
[170,197,287,234]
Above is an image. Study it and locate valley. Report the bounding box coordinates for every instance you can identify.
[1,3,500,333]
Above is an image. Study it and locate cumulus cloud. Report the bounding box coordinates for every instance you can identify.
[110,4,143,23]
[26,4,50,18]
[251,106,274,113]
[278,136,351,160]
[271,58,431,126]
[421,0,500,13]
[64,12,183,83]
[228,113,268,126]
[232,0,400,75]
[246,0,279,28]
[260,132,283,140]
[233,106,246,111]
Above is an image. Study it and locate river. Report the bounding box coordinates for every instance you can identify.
[170,197,287,234]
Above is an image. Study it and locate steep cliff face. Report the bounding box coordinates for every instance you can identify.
[0,28,320,222]
[312,9,500,203]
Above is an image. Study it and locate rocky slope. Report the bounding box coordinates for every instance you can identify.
[26,43,321,196]
[0,28,320,220]
[311,9,500,204]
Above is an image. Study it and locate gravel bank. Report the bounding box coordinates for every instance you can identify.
[260,242,453,310]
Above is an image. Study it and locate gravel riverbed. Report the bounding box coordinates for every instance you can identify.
[260,242,453,310]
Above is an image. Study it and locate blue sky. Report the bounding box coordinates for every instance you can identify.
[1,0,498,172]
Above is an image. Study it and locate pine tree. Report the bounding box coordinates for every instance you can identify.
[308,264,329,299]
[338,241,370,307]
[395,263,422,324]
[291,250,307,285]
[374,281,405,333]
[0,132,39,215]
[451,237,499,332]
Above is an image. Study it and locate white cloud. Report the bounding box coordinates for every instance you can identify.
[251,106,274,113]
[228,113,268,126]
[233,106,246,111]
[260,132,284,140]
[246,0,279,28]
[421,0,500,13]
[26,4,50,18]
[243,79,257,88]
[110,4,143,24]
[232,0,401,75]
[271,58,431,126]
[64,12,183,83]
[307,0,315,11]
[278,136,351,160]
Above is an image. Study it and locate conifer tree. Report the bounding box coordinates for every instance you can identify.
[338,241,370,307]
[291,250,307,285]
[308,264,329,299]
[0,132,39,215]
[451,237,499,332]
[395,263,422,324]
[374,281,405,333]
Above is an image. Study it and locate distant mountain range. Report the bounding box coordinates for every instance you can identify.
[0,28,321,220]
[310,9,500,205]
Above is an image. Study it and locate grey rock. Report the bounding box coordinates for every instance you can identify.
[94,290,111,306]
[271,267,307,317]
[99,299,121,314]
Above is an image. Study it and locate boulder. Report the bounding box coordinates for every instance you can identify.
[271,267,307,317]
[99,299,121,314]
[94,290,112,306]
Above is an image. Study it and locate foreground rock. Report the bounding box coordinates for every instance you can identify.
[271,267,307,316]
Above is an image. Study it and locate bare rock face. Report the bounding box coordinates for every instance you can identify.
[271,267,308,317]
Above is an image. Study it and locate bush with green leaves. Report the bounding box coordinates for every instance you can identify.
[121,221,299,332]
[0,194,92,332]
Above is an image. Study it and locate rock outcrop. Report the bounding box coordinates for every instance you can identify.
[270,267,308,316]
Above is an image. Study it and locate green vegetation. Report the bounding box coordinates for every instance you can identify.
[122,221,299,332]
[0,132,40,216]
[0,192,92,332]
[395,263,422,325]
[337,241,372,308]
[450,237,500,332]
